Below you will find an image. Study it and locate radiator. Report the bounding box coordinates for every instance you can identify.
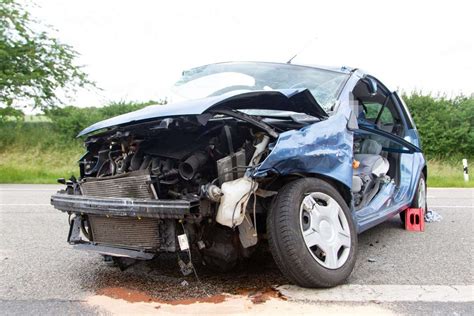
[88,214,161,250]
[80,170,155,199]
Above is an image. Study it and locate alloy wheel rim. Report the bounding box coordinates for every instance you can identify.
[299,192,351,269]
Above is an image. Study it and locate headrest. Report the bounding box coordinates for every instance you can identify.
[360,139,382,155]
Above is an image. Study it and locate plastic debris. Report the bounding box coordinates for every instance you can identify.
[425,209,442,223]
[180,280,189,287]
[178,259,193,276]
[368,258,376,263]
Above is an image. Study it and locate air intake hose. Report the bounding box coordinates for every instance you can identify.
[179,152,208,180]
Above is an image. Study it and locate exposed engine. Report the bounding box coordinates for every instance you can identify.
[63,115,275,271]
[79,119,259,198]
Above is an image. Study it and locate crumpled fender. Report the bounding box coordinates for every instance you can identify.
[253,106,353,189]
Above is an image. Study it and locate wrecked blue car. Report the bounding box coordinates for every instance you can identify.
[51,62,427,287]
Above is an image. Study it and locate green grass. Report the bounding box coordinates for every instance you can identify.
[426,159,473,188]
[0,147,82,184]
[0,121,82,183]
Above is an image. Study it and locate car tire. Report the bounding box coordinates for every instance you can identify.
[400,173,427,226]
[267,178,357,288]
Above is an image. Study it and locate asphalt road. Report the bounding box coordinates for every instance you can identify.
[0,185,472,315]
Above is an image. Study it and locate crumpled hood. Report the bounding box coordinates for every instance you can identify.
[77,88,328,137]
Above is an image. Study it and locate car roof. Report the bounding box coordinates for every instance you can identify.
[190,61,357,75]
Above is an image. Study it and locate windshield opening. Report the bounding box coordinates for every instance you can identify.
[172,62,349,113]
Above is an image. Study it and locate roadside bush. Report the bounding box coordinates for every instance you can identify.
[402,94,474,157]
[0,107,24,123]
[44,100,162,140]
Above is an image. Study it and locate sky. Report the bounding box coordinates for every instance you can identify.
[30,0,474,107]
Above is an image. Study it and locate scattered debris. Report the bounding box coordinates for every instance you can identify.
[368,258,376,263]
[178,259,193,276]
[180,280,189,287]
[425,209,442,223]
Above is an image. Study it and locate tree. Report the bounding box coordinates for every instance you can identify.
[0,0,93,109]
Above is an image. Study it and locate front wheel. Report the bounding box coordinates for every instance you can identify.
[267,178,357,288]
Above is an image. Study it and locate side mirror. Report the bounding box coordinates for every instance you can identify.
[365,77,378,95]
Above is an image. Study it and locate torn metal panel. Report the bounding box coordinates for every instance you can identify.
[253,108,354,189]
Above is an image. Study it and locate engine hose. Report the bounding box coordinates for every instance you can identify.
[108,151,116,175]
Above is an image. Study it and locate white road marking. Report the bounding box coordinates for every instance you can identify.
[0,203,51,206]
[278,284,474,303]
[0,188,60,191]
[430,205,473,208]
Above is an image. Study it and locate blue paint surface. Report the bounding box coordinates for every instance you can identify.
[254,107,354,190]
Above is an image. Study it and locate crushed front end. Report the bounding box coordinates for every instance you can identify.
[51,111,277,270]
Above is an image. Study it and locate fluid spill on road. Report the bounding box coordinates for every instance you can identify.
[97,286,286,306]
[82,251,288,303]
[98,286,227,305]
[236,287,287,304]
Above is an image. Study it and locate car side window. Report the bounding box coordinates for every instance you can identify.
[352,77,405,137]
[364,102,394,125]
[361,101,403,136]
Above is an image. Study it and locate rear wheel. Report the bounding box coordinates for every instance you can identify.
[267,178,357,288]
[400,173,427,225]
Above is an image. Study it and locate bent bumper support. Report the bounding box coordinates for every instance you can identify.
[51,193,195,219]
[73,243,155,260]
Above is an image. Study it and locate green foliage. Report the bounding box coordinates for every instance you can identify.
[44,100,162,139]
[402,93,474,157]
[0,0,93,109]
[0,106,24,122]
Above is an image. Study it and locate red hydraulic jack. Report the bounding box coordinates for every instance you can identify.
[405,208,425,232]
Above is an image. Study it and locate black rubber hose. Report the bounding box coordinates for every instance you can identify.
[179,152,208,180]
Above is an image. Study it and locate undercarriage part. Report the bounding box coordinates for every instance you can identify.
[73,243,155,260]
[113,257,138,271]
[200,226,239,272]
[238,214,258,248]
[88,215,161,250]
